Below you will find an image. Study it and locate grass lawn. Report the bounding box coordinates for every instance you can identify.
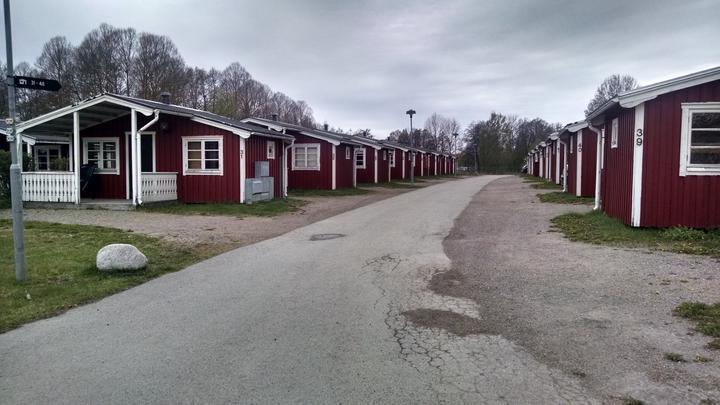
[0,220,208,333]
[358,181,421,189]
[140,198,302,217]
[674,302,720,350]
[537,191,594,205]
[288,187,370,197]
[551,210,720,257]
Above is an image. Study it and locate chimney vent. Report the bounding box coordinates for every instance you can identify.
[271,113,278,121]
[323,123,329,131]
[159,92,171,104]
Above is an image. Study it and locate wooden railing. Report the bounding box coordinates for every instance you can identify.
[22,172,77,203]
[141,172,178,202]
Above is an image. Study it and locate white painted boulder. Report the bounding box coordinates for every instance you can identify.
[96,244,147,272]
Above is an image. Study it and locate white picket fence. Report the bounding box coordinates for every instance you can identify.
[141,172,178,202]
[22,172,77,203]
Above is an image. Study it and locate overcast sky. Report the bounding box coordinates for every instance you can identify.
[2,0,719,137]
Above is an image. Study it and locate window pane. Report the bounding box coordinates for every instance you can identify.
[691,130,720,146]
[205,150,219,160]
[188,160,202,169]
[205,141,219,150]
[188,150,202,160]
[103,142,116,151]
[690,148,720,164]
[103,151,116,160]
[205,160,219,169]
[187,141,202,150]
[105,160,117,169]
[87,142,100,151]
[692,112,720,129]
[88,151,99,161]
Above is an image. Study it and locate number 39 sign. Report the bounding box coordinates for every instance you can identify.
[636,129,643,146]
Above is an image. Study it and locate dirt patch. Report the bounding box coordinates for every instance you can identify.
[402,308,487,337]
[433,175,720,404]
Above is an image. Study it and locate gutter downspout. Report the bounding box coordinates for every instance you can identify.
[587,122,603,211]
[283,139,294,198]
[135,109,160,206]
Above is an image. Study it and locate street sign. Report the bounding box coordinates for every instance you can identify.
[12,75,61,91]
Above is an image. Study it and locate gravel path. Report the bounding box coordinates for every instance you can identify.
[1,186,425,253]
[433,176,720,404]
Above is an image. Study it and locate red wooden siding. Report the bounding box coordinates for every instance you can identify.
[601,107,635,225]
[579,129,597,197]
[245,135,284,198]
[640,80,720,228]
[532,154,539,177]
[336,144,354,188]
[287,134,332,190]
[378,148,391,183]
[390,149,404,180]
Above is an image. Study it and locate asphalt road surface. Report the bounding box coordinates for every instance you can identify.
[0,176,598,404]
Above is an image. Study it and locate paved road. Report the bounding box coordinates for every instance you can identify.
[0,176,597,404]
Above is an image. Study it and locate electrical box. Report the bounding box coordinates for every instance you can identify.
[244,177,274,203]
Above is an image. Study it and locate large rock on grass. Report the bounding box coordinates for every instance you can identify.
[96,244,147,272]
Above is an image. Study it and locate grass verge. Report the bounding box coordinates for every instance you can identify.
[537,191,594,205]
[140,198,302,217]
[289,187,370,197]
[674,302,720,350]
[1,220,208,333]
[551,210,720,257]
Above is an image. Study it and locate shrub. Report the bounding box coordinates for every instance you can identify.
[0,150,34,208]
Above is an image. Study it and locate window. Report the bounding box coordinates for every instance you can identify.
[267,140,275,159]
[383,150,387,160]
[680,103,720,176]
[83,137,119,174]
[345,146,351,160]
[389,150,396,167]
[292,144,320,170]
[35,145,66,171]
[355,148,366,169]
[182,136,223,175]
[610,118,619,148]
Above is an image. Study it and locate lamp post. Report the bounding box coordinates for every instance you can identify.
[452,132,458,175]
[406,109,416,183]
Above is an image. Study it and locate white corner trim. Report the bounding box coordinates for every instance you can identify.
[402,151,406,179]
[374,149,378,183]
[332,145,337,190]
[240,138,246,202]
[576,131,583,197]
[631,103,645,227]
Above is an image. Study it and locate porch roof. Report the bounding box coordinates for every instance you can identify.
[16,93,294,142]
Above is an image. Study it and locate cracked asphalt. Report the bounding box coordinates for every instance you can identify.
[1,175,600,404]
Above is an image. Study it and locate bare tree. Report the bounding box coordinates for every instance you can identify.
[585,74,638,116]
[133,32,186,100]
[75,23,125,97]
[34,36,77,110]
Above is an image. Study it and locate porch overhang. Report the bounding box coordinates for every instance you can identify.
[17,94,154,137]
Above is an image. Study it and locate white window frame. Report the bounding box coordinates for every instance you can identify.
[34,144,65,171]
[679,102,720,176]
[355,147,366,169]
[389,150,396,167]
[182,136,224,176]
[569,137,574,154]
[266,140,275,159]
[83,137,120,175]
[610,118,619,149]
[345,146,351,160]
[292,143,321,171]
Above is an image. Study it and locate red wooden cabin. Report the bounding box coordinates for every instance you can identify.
[559,122,597,197]
[381,141,409,180]
[587,66,720,228]
[16,94,292,207]
[243,118,360,190]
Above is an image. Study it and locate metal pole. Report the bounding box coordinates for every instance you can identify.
[407,110,415,184]
[4,0,26,281]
